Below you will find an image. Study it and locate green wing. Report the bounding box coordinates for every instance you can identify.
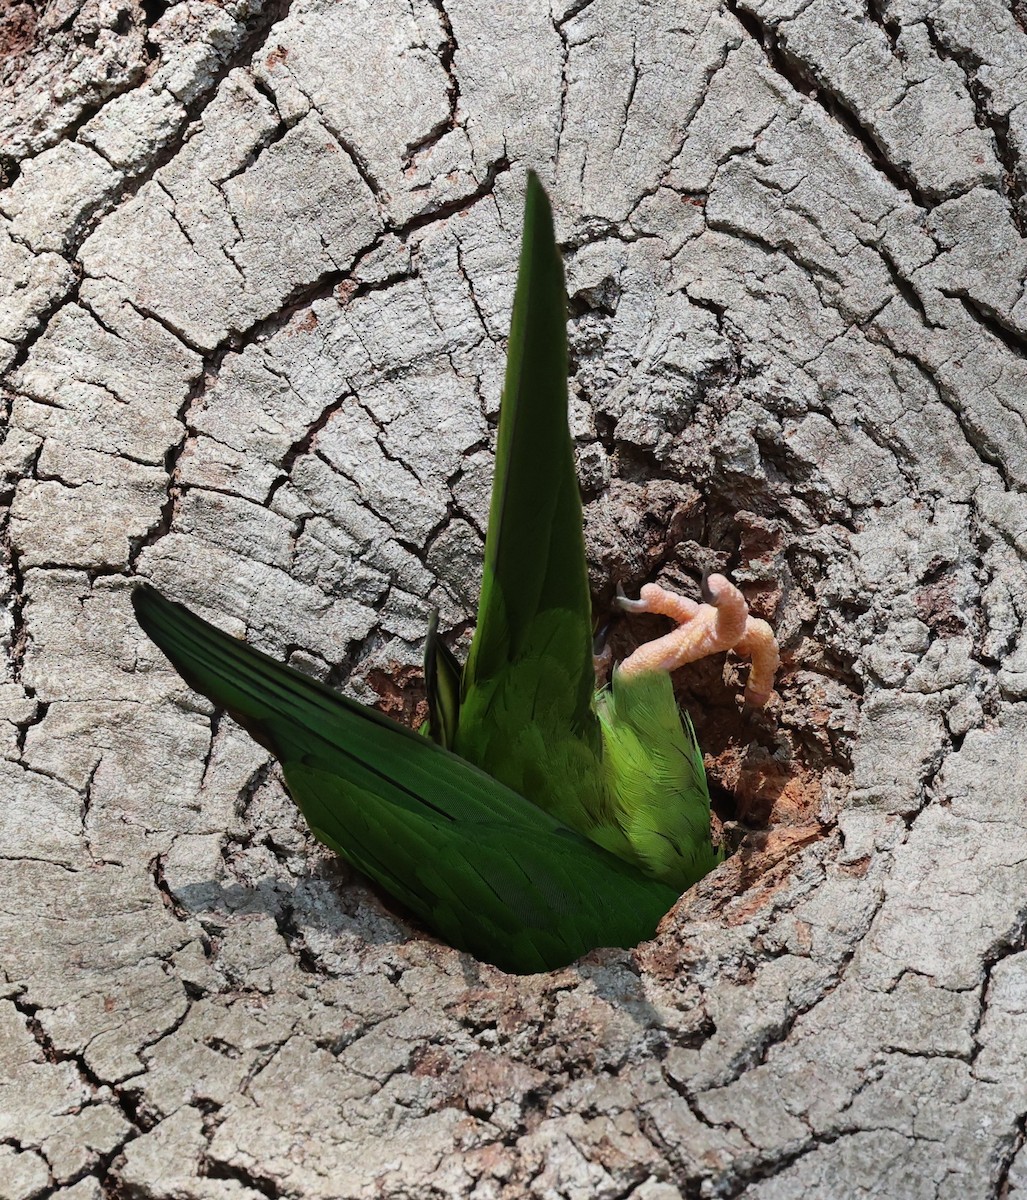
[133,585,676,974]
[455,172,606,829]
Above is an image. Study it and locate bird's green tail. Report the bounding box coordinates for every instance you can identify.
[456,173,600,776]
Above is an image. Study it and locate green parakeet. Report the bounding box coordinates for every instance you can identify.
[133,173,744,975]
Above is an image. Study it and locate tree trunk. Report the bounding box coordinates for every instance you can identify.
[3,1,1026,1196]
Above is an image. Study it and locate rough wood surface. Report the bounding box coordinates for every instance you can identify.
[3,1,1027,1196]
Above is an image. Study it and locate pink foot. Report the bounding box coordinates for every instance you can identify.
[616,574,779,707]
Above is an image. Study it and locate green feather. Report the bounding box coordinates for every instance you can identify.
[597,669,723,891]
[454,173,608,842]
[460,173,595,734]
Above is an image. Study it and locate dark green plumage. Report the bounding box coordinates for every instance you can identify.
[133,173,720,974]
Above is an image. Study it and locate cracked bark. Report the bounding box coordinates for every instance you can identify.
[2,1,1027,1197]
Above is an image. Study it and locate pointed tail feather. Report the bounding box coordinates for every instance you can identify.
[461,173,594,721]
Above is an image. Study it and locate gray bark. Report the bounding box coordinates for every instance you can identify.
[2,0,1027,1196]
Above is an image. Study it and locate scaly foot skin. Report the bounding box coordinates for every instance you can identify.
[616,573,780,707]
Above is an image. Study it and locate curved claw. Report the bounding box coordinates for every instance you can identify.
[592,618,613,656]
[615,583,650,614]
[699,571,715,606]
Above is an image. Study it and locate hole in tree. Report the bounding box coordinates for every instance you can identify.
[584,480,857,893]
[139,0,171,26]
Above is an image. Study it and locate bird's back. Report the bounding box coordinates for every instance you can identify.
[596,669,721,891]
